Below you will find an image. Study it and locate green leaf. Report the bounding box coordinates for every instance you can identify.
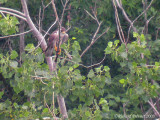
[10,50,18,59]
[69,67,73,71]
[104,66,110,72]
[105,77,111,85]
[108,42,113,48]
[0,0,7,4]
[85,111,91,117]
[73,64,79,68]
[104,47,112,54]
[114,40,119,46]
[13,102,19,108]
[0,91,4,99]
[72,37,76,40]
[99,98,108,105]
[133,32,139,38]
[72,41,81,51]
[87,69,94,78]
[136,86,144,95]
[22,105,28,110]
[119,79,125,84]
[24,111,29,117]
[25,44,35,52]
[43,108,49,113]
[9,61,18,68]
[140,34,145,42]
[120,52,127,59]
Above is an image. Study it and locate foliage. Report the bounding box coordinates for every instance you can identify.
[0,0,160,119]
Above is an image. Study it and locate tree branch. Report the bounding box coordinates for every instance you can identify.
[60,0,69,24]
[0,10,27,21]
[148,99,160,117]
[0,30,32,39]
[21,0,54,72]
[0,7,25,17]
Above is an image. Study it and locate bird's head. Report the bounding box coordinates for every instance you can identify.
[61,27,66,34]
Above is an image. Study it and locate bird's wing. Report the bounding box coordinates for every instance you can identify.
[62,33,69,44]
[45,31,58,56]
[48,32,56,47]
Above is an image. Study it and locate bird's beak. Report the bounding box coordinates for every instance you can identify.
[62,31,66,34]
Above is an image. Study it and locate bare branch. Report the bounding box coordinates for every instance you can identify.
[84,9,97,21]
[115,0,137,32]
[144,16,154,34]
[148,100,160,117]
[0,30,32,39]
[60,0,69,24]
[123,103,129,120]
[38,7,42,32]
[44,92,55,117]
[112,0,125,43]
[126,0,154,41]
[21,0,54,72]
[80,27,110,57]
[61,0,64,7]
[59,54,106,69]
[0,10,27,21]
[57,95,68,119]
[156,28,160,40]
[51,0,59,21]
[132,0,154,24]
[144,98,160,117]
[0,7,25,17]
[44,20,57,38]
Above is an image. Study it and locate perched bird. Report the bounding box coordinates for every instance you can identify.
[45,27,69,56]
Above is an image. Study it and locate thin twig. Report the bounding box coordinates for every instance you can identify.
[123,103,129,120]
[44,92,55,117]
[44,20,57,38]
[59,54,106,69]
[148,100,160,117]
[0,11,7,19]
[80,27,109,57]
[38,7,42,32]
[112,0,125,43]
[126,0,154,41]
[144,16,154,34]
[0,30,32,39]
[84,9,96,21]
[60,0,69,24]
[144,98,160,117]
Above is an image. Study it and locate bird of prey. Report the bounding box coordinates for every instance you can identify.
[45,27,69,56]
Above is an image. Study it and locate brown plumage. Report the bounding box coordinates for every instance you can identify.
[45,27,69,56]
